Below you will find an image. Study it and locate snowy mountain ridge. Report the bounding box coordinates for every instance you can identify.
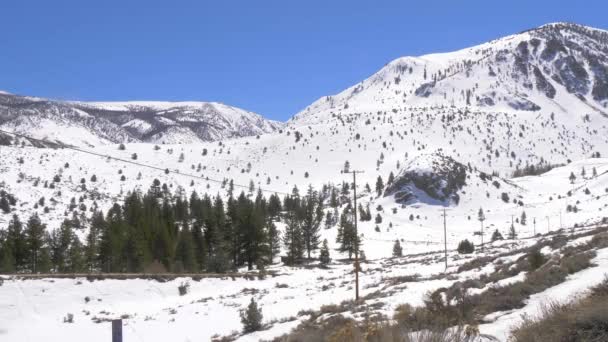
[291,22,608,125]
[0,92,282,146]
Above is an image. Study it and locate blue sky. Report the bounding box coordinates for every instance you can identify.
[1,0,606,121]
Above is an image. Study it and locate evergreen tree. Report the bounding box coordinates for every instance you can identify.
[388,172,395,185]
[50,220,74,272]
[174,224,198,273]
[86,211,104,272]
[25,213,46,272]
[319,239,330,265]
[569,172,576,184]
[282,211,303,265]
[301,187,323,259]
[240,298,263,333]
[457,239,475,254]
[392,239,403,257]
[67,235,86,272]
[267,194,282,219]
[509,224,517,240]
[6,215,26,270]
[491,229,503,241]
[324,211,333,229]
[520,211,527,226]
[329,188,339,208]
[375,176,384,197]
[337,207,359,260]
[267,221,280,264]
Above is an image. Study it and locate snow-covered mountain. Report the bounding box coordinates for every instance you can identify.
[0,92,282,146]
[293,22,608,122]
[288,23,608,175]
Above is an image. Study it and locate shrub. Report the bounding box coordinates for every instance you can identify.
[178,282,190,296]
[527,249,546,270]
[63,313,74,323]
[241,297,263,333]
[491,229,504,241]
[457,239,475,254]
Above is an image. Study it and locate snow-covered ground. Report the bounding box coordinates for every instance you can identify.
[1,225,606,342]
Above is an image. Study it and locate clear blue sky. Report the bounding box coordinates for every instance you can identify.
[1,0,606,121]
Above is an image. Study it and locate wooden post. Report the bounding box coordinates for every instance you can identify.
[112,319,123,342]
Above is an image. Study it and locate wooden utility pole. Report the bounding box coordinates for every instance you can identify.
[112,319,123,342]
[349,170,364,301]
[443,209,448,270]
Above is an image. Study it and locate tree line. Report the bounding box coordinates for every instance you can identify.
[0,179,363,274]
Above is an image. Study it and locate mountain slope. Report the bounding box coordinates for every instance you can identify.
[286,22,608,176]
[0,92,282,146]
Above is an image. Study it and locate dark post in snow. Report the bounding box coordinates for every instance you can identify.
[112,319,123,342]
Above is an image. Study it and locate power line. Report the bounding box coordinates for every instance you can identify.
[0,129,292,196]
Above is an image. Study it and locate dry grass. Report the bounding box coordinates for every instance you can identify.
[510,276,608,342]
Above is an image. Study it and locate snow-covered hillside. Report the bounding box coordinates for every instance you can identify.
[0,92,282,146]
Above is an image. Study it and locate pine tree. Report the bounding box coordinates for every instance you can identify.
[240,297,263,333]
[319,239,330,265]
[520,211,527,226]
[6,215,26,270]
[392,239,403,257]
[509,224,517,240]
[86,211,104,272]
[388,172,395,185]
[324,211,333,229]
[50,220,74,272]
[25,213,46,272]
[267,221,280,264]
[67,235,86,273]
[174,224,198,273]
[282,211,303,265]
[329,188,339,208]
[569,172,576,184]
[301,187,322,259]
[267,194,282,219]
[375,176,384,197]
[337,207,359,260]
